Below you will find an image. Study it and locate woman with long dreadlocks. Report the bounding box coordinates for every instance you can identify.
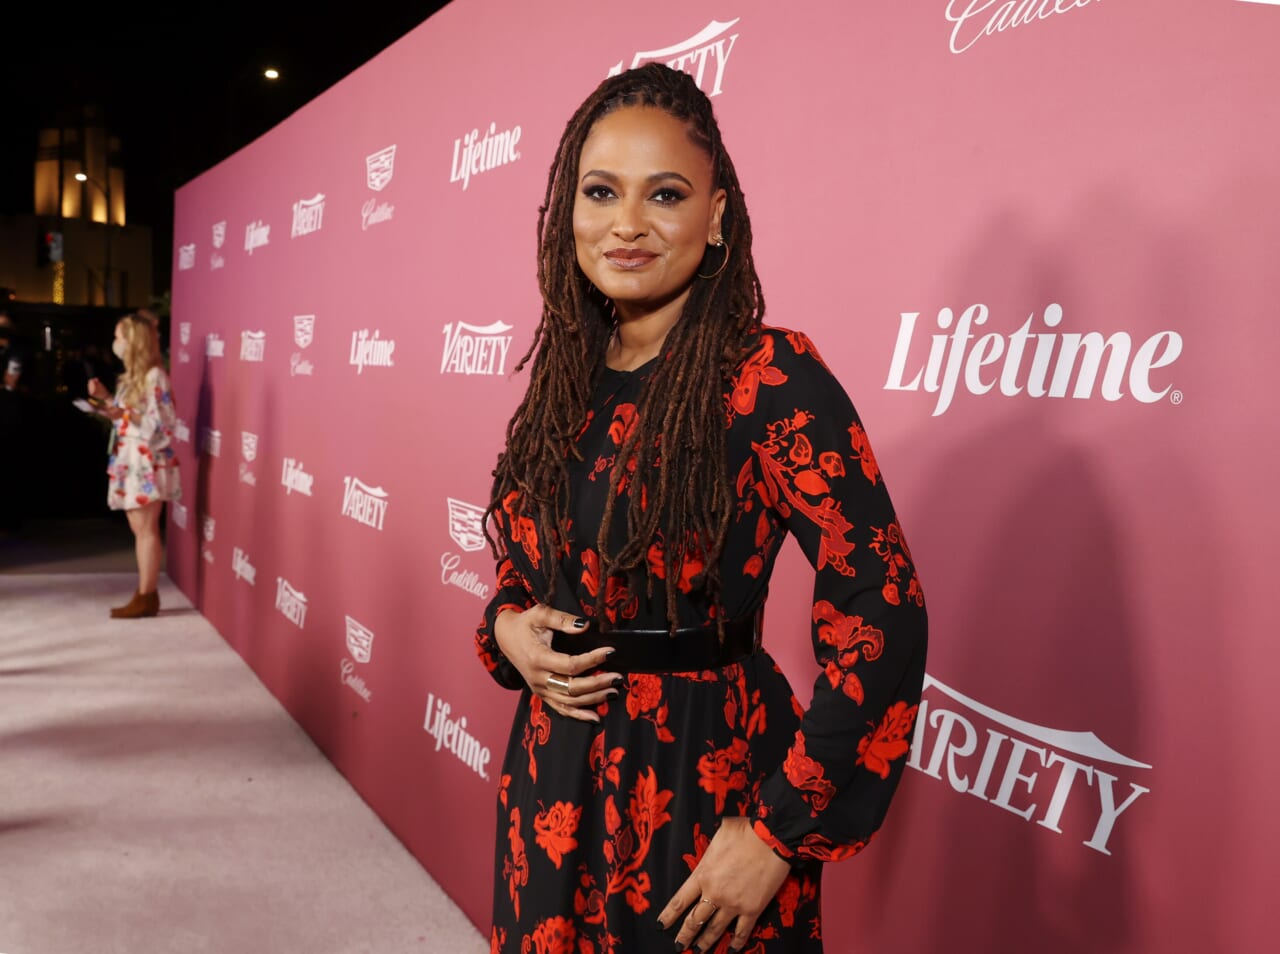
[476,63,927,953]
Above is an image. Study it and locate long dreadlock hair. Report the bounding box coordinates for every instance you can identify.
[485,63,766,634]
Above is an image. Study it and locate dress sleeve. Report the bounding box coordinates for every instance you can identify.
[127,367,178,443]
[743,330,928,864]
[475,547,538,690]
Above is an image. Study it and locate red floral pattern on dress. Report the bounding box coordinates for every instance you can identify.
[505,807,529,920]
[522,915,577,954]
[602,768,673,914]
[748,411,858,577]
[535,801,582,869]
[812,599,885,704]
[856,701,918,779]
[782,732,836,816]
[728,334,788,419]
[870,520,924,607]
[698,736,750,813]
[645,532,705,594]
[523,696,551,782]
[624,674,674,743]
[590,734,625,792]
[502,491,542,569]
[848,422,881,485]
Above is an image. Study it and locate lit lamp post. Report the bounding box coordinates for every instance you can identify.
[75,171,113,306]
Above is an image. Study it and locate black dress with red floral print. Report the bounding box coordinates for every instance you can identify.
[476,328,928,954]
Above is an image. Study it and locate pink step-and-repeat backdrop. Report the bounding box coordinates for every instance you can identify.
[168,1,1279,950]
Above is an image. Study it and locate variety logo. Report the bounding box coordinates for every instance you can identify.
[171,501,188,530]
[341,476,389,531]
[210,221,226,270]
[205,333,225,358]
[440,320,513,375]
[608,18,741,96]
[202,427,222,457]
[945,0,1104,55]
[282,457,315,496]
[883,303,1183,417]
[423,693,492,780]
[240,330,266,362]
[173,418,191,443]
[291,314,316,376]
[275,577,308,629]
[178,244,196,270]
[350,329,396,374]
[908,674,1150,855]
[244,220,270,254]
[232,547,257,585]
[450,122,522,190]
[291,193,326,238]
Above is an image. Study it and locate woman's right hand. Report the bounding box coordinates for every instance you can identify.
[87,378,110,402]
[494,605,620,722]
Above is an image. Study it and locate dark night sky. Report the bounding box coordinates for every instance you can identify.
[1,4,451,293]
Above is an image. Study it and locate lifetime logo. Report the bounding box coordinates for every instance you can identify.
[908,674,1150,855]
[884,304,1182,416]
[450,123,521,191]
[231,547,257,585]
[350,329,395,374]
[423,693,492,780]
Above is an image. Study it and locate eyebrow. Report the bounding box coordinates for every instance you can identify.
[580,169,696,189]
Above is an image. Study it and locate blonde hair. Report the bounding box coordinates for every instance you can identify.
[115,313,162,411]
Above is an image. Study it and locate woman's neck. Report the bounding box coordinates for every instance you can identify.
[607,294,688,371]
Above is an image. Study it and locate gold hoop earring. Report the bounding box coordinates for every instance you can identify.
[698,238,729,280]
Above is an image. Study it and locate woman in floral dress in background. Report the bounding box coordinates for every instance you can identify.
[88,312,181,619]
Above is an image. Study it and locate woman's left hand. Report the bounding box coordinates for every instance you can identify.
[657,816,792,952]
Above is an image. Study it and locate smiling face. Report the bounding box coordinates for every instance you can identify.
[573,106,726,324]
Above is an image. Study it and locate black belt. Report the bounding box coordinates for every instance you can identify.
[551,607,762,673]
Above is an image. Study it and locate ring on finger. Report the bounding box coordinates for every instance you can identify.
[696,897,719,913]
[546,674,571,694]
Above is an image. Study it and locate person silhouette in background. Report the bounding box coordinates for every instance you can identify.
[88,313,182,618]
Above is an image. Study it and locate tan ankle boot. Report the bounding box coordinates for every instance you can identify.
[110,590,159,619]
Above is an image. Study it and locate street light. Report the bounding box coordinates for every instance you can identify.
[75,171,113,306]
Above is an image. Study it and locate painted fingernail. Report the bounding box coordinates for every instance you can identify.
[607,690,619,699]
[573,617,588,628]
[611,676,626,689]
[674,944,686,953]
[655,916,666,929]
